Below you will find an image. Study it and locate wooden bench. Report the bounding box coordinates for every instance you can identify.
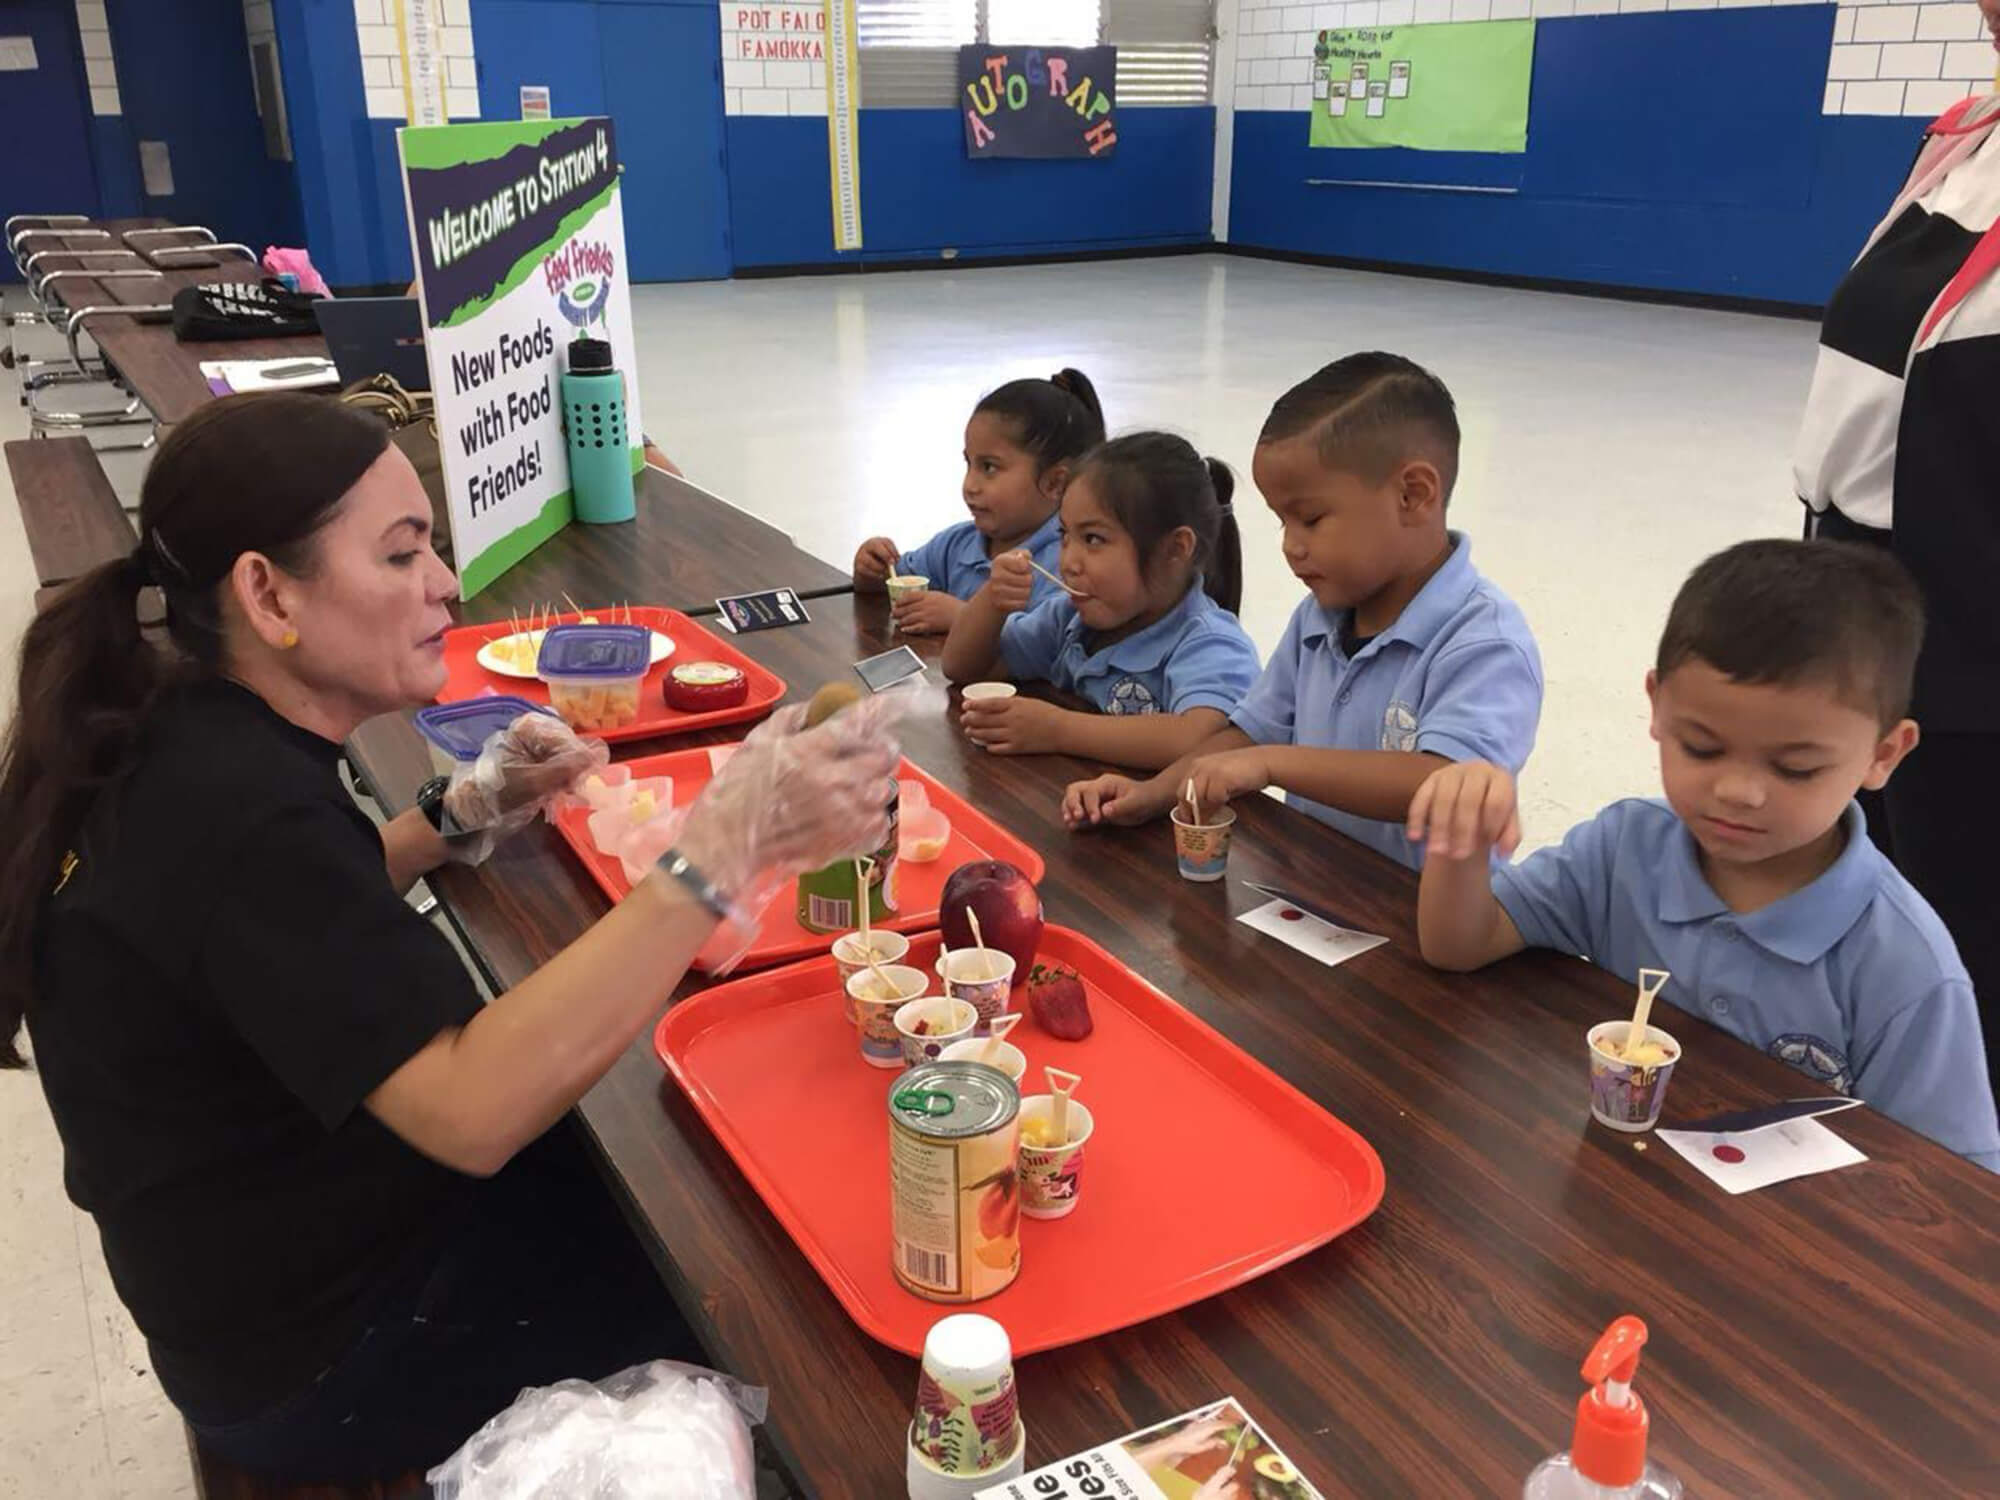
[188,1432,426,1499]
[4,435,133,587]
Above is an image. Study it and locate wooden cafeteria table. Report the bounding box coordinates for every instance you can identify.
[345,582,2000,1498]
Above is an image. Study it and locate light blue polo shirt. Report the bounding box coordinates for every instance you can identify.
[997,582,1262,716]
[896,513,1065,604]
[1494,798,1999,1171]
[1228,532,1542,868]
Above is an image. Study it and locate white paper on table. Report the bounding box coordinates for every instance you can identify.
[1237,898,1387,969]
[199,358,339,393]
[1655,1117,1866,1194]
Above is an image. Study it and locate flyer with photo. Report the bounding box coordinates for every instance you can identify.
[975,1398,1322,1500]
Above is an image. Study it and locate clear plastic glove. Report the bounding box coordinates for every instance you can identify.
[441,711,610,866]
[671,686,930,973]
[427,1359,766,1500]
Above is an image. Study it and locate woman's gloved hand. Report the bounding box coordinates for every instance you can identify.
[671,697,902,922]
[441,711,610,865]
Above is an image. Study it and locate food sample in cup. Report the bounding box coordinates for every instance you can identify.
[1016,1095,1094,1219]
[664,660,747,712]
[833,929,912,1022]
[896,996,979,1067]
[1170,804,1236,883]
[848,963,929,1068]
[941,948,1016,1034]
[940,1038,1027,1084]
[1586,1020,1683,1133]
[885,574,931,605]
[538,623,651,732]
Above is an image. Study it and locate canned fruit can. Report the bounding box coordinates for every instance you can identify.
[888,1063,1021,1302]
[798,799,900,933]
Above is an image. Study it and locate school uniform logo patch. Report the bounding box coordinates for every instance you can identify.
[1769,1033,1854,1095]
[1381,700,1418,752]
[1105,677,1159,716]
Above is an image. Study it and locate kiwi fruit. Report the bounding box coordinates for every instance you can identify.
[803,679,865,728]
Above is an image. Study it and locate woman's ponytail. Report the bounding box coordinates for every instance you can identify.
[0,554,168,1065]
[1202,457,1243,616]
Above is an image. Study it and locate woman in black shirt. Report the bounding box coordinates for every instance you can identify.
[0,393,898,1483]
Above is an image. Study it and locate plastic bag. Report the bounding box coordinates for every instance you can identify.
[443,712,611,866]
[428,1359,768,1500]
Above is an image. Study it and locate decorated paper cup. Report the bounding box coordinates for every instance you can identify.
[907,1314,1024,1489]
[1586,1021,1683,1132]
[847,964,929,1068]
[1170,805,1236,883]
[833,930,912,1021]
[941,949,1017,1034]
[886,574,930,606]
[940,1038,1028,1084]
[895,997,979,1067]
[960,681,1017,703]
[1016,1096,1094,1219]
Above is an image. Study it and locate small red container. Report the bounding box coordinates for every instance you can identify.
[435,606,783,743]
[653,926,1385,1356]
[553,749,1046,973]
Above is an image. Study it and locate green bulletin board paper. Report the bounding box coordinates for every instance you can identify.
[1309,21,1534,154]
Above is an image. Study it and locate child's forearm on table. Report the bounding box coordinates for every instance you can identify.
[1258,747,1447,822]
[941,592,1009,682]
[1053,707,1230,771]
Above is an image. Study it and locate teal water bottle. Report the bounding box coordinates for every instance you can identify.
[560,336,635,525]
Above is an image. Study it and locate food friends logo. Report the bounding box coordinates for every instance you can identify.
[543,237,616,333]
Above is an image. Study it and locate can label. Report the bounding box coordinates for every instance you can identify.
[888,1064,1020,1303]
[796,794,900,933]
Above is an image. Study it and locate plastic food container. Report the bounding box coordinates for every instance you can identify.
[537,624,650,732]
[413,696,557,762]
[665,660,749,713]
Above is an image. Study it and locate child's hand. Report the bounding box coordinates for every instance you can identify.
[892,589,962,636]
[961,695,1063,755]
[1062,772,1166,828]
[986,550,1036,615]
[853,536,900,585]
[1406,759,1520,860]
[1182,748,1271,814]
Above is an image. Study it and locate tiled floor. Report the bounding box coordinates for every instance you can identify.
[0,256,1820,1493]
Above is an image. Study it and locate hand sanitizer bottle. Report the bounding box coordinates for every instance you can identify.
[1525,1316,1683,1500]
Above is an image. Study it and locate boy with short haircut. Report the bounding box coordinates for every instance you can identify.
[1064,353,1543,869]
[1410,539,1998,1170]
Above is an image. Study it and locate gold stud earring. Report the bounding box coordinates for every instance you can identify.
[279,629,299,650]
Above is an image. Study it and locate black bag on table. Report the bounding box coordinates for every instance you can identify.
[170,279,322,342]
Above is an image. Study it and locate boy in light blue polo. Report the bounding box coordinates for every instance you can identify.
[1410,540,1998,1170]
[1061,354,1542,865]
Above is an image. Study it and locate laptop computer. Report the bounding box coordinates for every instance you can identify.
[314,296,431,392]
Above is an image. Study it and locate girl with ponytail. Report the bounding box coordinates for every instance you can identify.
[852,366,1106,635]
[942,430,1261,769]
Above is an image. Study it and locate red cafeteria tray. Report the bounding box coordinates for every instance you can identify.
[555,750,1047,973]
[435,606,785,744]
[652,926,1384,1356]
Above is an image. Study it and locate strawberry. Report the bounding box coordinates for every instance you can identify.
[1026,963,1092,1041]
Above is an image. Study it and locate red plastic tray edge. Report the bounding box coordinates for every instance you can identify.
[437,606,787,744]
[555,751,1048,972]
[650,924,1387,1357]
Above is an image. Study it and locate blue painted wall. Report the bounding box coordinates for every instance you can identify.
[105,0,302,249]
[1227,6,1930,307]
[727,106,1215,268]
[0,0,106,279]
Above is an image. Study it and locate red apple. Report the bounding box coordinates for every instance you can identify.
[940,860,1043,985]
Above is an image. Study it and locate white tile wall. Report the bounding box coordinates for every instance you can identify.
[1227,0,1997,117]
[723,3,828,117]
[73,0,117,115]
[357,3,481,121]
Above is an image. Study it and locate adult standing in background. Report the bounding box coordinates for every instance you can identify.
[1792,20,2000,1086]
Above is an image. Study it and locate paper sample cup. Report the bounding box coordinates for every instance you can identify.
[1017,1096,1094,1219]
[832,930,911,1022]
[909,1313,1024,1486]
[960,682,1017,703]
[1586,1021,1682,1132]
[941,949,1016,1034]
[847,964,929,1068]
[1170,805,1237,883]
[895,997,979,1068]
[940,1038,1027,1084]
[886,574,931,605]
